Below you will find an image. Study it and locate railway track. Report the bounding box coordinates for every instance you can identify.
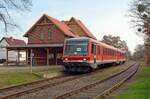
[0,62,136,99]
[0,74,75,99]
[8,62,136,99]
[54,62,139,99]
[0,62,125,99]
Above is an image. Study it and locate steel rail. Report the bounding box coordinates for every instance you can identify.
[0,63,116,99]
[54,62,138,99]
[94,62,139,99]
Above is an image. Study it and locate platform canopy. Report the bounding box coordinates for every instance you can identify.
[4,44,64,50]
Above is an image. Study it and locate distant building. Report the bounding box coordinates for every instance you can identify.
[0,37,26,64]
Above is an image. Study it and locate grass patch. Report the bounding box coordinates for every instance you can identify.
[0,72,42,88]
[0,66,62,88]
[116,63,150,99]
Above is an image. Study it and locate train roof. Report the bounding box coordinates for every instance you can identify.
[66,37,89,41]
[65,37,126,53]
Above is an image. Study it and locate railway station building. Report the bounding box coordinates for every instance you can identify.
[6,14,96,66]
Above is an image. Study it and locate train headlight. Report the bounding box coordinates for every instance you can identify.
[65,58,68,61]
[83,58,87,61]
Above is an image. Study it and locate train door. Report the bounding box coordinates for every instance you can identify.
[93,44,96,64]
[91,43,97,68]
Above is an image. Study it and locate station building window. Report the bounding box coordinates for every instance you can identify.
[48,28,52,39]
[40,33,44,40]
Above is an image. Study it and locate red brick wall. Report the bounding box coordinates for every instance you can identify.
[27,25,66,44]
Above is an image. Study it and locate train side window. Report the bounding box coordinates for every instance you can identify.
[91,43,94,54]
[104,48,106,55]
[110,49,111,55]
[98,46,100,55]
[102,48,105,55]
[114,51,115,56]
[99,47,101,55]
[106,48,108,55]
[105,48,106,55]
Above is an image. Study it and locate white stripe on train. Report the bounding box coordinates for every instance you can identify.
[63,59,126,64]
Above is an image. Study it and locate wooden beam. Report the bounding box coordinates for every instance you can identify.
[47,48,49,66]
[17,50,20,65]
[30,49,33,73]
[6,48,8,66]
[26,50,28,65]
[55,48,57,65]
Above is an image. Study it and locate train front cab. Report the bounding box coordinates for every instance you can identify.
[63,38,98,73]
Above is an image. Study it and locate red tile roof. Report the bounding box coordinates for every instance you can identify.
[1,37,26,46]
[69,17,96,39]
[23,14,95,39]
[24,14,78,38]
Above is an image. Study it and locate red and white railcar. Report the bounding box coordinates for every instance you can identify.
[63,37,127,72]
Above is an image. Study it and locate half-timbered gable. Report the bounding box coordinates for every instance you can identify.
[66,17,96,39]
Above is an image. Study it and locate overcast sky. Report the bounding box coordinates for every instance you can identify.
[0,0,144,53]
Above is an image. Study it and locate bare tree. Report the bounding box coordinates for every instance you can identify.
[101,35,129,51]
[133,44,145,61]
[0,0,32,33]
[129,0,150,64]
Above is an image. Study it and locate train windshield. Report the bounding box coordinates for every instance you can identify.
[64,40,88,56]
